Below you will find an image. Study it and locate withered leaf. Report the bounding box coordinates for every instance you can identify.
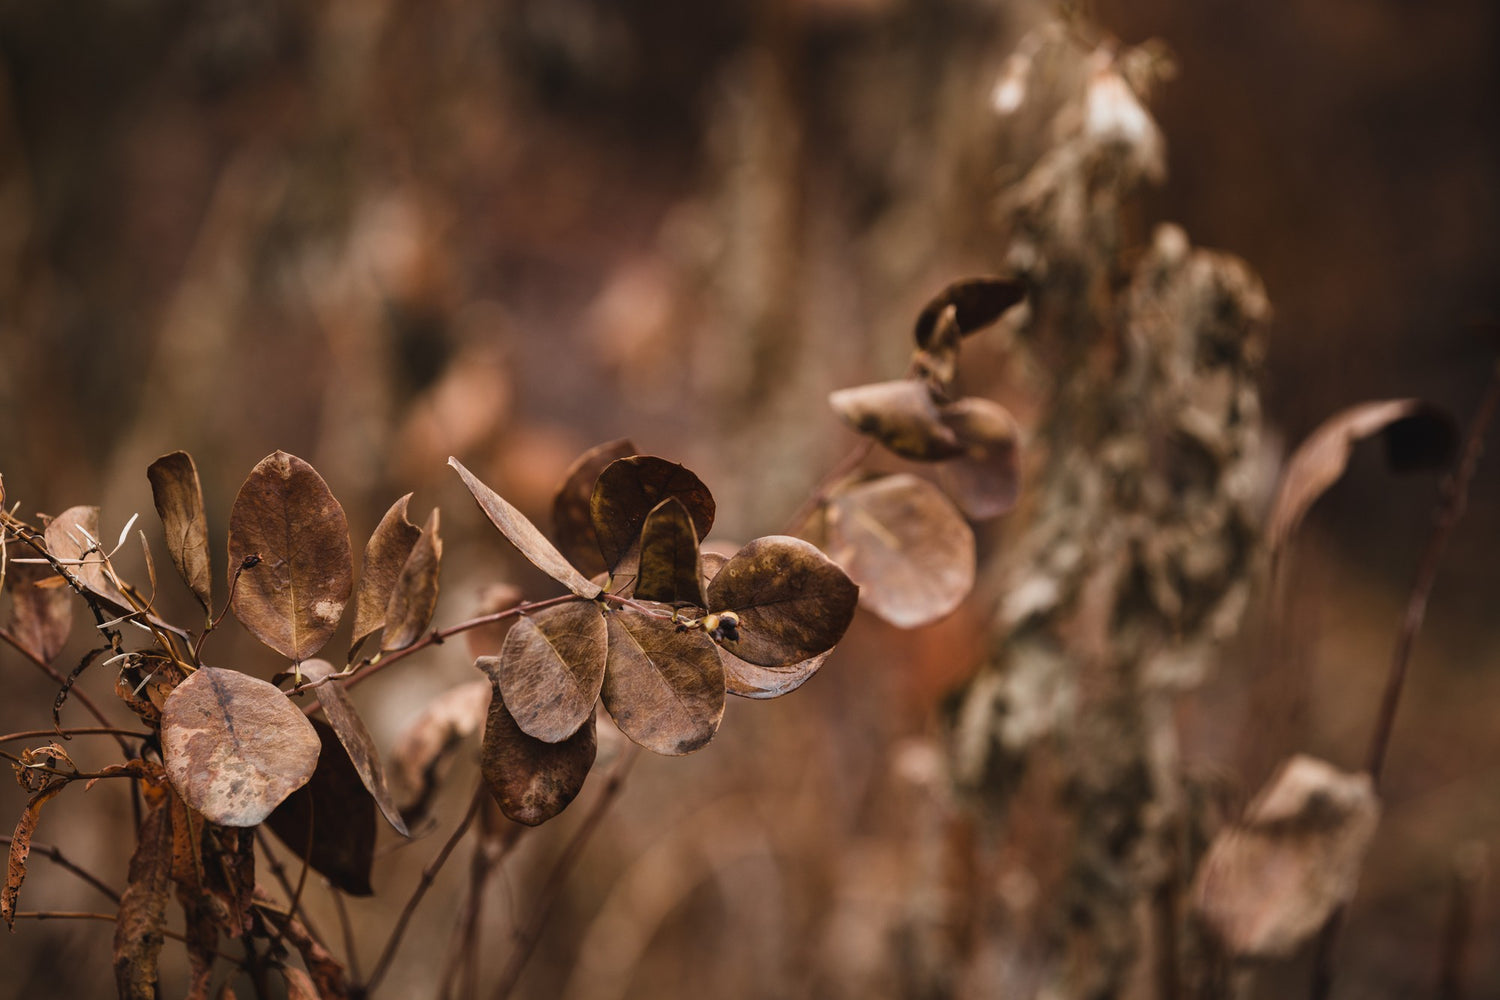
[479,668,596,826]
[44,505,132,611]
[820,474,975,628]
[635,497,708,608]
[228,452,353,661]
[266,718,376,896]
[161,667,321,827]
[113,797,172,1000]
[390,678,492,828]
[4,559,73,663]
[302,660,409,837]
[913,304,961,396]
[260,897,349,1000]
[828,380,964,461]
[381,507,442,652]
[2,783,65,929]
[1191,754,1380,959]
[913,275,1028,348]
[937,397,1021,519]
[495,601,608,743]
[720,649,830,700]
[147,451,214,614]
[1267,400,1458,552]
[591,456,715,575]
[551,438,638,578]
[601,606,724,755]
[350,495,422,658]
[706,535,859,667]
[450,457,602,600]
[281,967,320,1000]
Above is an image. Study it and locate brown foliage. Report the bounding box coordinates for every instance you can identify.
[146,451,214,615]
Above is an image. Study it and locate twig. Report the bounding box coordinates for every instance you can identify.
[333,888,363,986]
[10,910,244,964]
[0,727,152,743]
[252,828,329,951]
[0,834,121,904]
[439,809,523,1000]
[0,626,132,755]
[1436,843,1486,1000]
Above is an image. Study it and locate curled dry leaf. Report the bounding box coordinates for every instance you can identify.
[913,275,1028,349]
[146,451,214,614]
[828,380,963,461]
[591,456,715,575]
[113,798,173,1000]
[381,507,442,652]
[635,497,708,608]
[3,559,73,663]
[350,494,422,658]
[497,601,608,743]
[266,718,377,897]
[390,678,491,826]
[601,606,724,755]
[1191,754,1380,959]
[228,451,353,661]
[450,457,602,600]
[44,505,132,611]
[302,660,409,837]
[937,397,1022,519]
[552,438,638,578]
[479,662,597,826]
[161,667,321,827]
[1267,399,1458,552]
[2,783,65,929]
[707,535,859,667]
[913,304,961,396]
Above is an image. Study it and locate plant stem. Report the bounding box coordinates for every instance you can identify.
[10,910,243,963]
[0,627,133,755]
[0,834,121,903]
[0,726,152,743]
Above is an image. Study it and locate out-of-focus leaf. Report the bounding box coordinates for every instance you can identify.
[161,667,321,827]
[497,601,607,743]
[635,497,707,608]
[590,456,715,575]
[4,559,73,663]
[552,439,638,578]
[913,275,1027,348]
[228,452,352,661]
[301,660,409,837]
[2,784,65,929]
[266,718,376,897]
[44,505,132,611]
[147,451,214,614]
[113,797,172,1000]
[450,457,602,600]
[390,678,491,827]
[1191,754,1380,959]
[828,380,964,461]
[350,495,422,658]
[913,304,961,396]
[820,474,975,628]
[281,967,320,1000]
[479,661,596,826]
[937,397,1021,519]
[601,606,723,755]
[464,582,524,659]
[262,897,348,1000]
[1267,400,1458,552]
[381,508,442,652]
[706,536,859,667]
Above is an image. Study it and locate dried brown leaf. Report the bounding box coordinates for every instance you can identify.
[381,508,442,652]
[720,649,830,700]
[591,456,715,576]
[497,600,607,743]
[937,397,1021,519]
[913,275,1028,348]
[601,606,724,755]
[390,678,492,827]
[266,718,376,897]
[44,505,132,611]
[1191,754,1380,959]
[147,451,214,614]
[2,783,65,929]
[450,457,602,600]
[706,536,859,667]
[551,438,638,578]
[228,452,353,661]
[298,660,409,837]
[350,495,422,658]
[281,967,320,1000]
[4,559,73,663]
[479,666,597,826]
[161,667,321,827]
[113,797,173,1000]
[828,380,964,461]
[635,497,707,608]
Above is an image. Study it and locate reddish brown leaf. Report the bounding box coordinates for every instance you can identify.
[937,397,1021,519]
[635,497,707,608]
[3,559,73,663]
[299,659,409,837]
[590,456,715,575]
[1192,755,1380,959]
[479,667,597,826]
[147,451,214,614]
[161,667,321,827]
[282,967,320,1000]
[497,600,607,743]
[2,783,65,929]
[551,438,638,578]
[266,718,376,896]
[464,582,524,659]
[819,474,975,628]
[390,678,492,827]
[113,797,173,1000]
[827,380,964,460]
[912,275,1027,348]
[350,494,422,658]
[706,535,859,667]
[44,505,132,610]
[381,507,442,652]
[601,606,724,755]
[913,304,961,396]
[450,457,602,600]
[720,649,830,700]
[227,452,353,661]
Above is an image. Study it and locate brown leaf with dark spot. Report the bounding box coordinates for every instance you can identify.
[228,452,353,661]
[1191,755,1380,959]
[828,381,964,460]
[464,582,524,659]
[301,659,409,837]
[113,796,172,1000]
[390,678,492,828]
[601,606,723,755]
[161,666,321,827]
[937,397,1021,519]
[707,536,859,667]
[2,783,65,929]
[350,495,422,658]
[913,275,1027,348]
[551,438,638,578]
[4,559,73,663]
[450,457,602,600]
[591,456,715,575]
[44,505,132,611]
[147,451,214,614]
[381,507,442,652]
[266,718,376,896]
[635,497,707,608]
[819,474,975,628]
[1267,399,1458,552]
[479,660,596,826]
[497,600,607,743]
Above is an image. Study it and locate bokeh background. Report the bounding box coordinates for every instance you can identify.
[2,0,1497,996]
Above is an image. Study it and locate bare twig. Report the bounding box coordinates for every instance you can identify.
[0,834,121,904]
[0,727,151,743]
[11,910,243,963]
[0,626,132,755]
[333,888,363,986]
[1436,843,1487,1000]
[253,828,329,951]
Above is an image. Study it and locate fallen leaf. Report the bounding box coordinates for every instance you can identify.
[113,797,173,1000]
[350,495,422,658]
[551,439,638,578]
[635,497,708,608]
[380,507,442,652]
[147,451,214,614]
[601,606,724,755]
[2,784,66,929]
[913,275,1028,348]
[495,601,608,743]
[479,664,597,826]
[828,380,964,460]
[590,456,715,576]
[265,718,377,897]
[706,536,859,667]
[302,660,409,837]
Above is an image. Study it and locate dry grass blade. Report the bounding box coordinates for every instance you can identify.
[380,507,442,652]
[552,438,638,578]
[4,559,73,663]
[147,451,214,614]
[827,380,964,460]
[481,690,597,826]
[635,497,707,607]
[706,535,859,667]
[265,718,376,896]
[2,783,66,929]
[113,798,172,1000]
[493,601,608,743]
[601,607,723,755]
[590,456,715,575]
[302,660,409,837]
[912,275,1028,348]
[350,494,422,658]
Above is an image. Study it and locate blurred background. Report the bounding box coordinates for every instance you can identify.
[1,0,1497,996]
